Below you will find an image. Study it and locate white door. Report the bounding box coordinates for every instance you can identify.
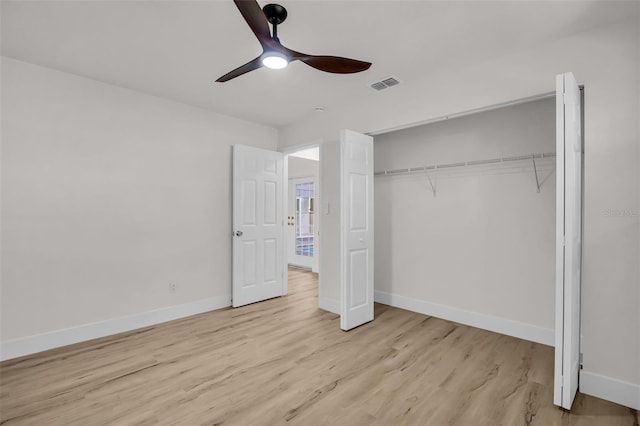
[287,178,316,269]
[340,130,374,331]
[232,144,285,307]
[554,72,583,409]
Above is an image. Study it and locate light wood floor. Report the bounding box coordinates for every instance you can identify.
[1,268,637,425]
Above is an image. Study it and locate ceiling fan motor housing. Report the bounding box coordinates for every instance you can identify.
[263,4,287,25]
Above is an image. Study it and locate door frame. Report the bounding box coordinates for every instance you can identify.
[281,141,323,306]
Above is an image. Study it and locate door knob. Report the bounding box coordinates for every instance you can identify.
[235,230,243,237]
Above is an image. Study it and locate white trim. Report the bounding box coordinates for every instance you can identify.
[319,297,340,315]
[374,290,554,346]
[0,295,231,361]
[316,143,324,305]
[288,263,313,270]
[282,149,289,297]
[580,371,640,410]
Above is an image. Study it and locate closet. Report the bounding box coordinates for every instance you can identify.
[373,96,556,344]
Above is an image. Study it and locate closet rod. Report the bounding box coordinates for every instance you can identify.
[374,152,556,177]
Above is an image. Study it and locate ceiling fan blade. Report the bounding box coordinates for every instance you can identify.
[284,48,371,74]
[233,0,272,46]
[300,56,372,74]
[216,56,263,82]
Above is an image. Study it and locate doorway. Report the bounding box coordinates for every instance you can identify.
[284,144,321,299]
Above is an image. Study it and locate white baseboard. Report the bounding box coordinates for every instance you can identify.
[374,290,554,346]
[288,263,312,270]
[580,370,640,410]
[0,295,231,361]
[319,297,340,315]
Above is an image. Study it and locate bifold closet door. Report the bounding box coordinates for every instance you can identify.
[554,72,583,410]
[340,130,374,331]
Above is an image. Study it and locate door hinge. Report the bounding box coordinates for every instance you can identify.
[579,353,583,369]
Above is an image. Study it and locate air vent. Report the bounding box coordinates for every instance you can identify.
[369,76,401,91]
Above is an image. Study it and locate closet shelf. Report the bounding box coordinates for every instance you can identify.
[374,152,556,177]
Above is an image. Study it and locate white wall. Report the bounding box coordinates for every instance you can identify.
[374,98,556,343]
[288,156,318,180]
[279,15,640,407]
[0,57,278,357]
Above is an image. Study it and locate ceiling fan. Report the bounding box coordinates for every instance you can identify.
[216,0,372,82]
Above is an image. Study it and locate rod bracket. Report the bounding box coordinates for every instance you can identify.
[532,154,541,193]
[424,168,436,197]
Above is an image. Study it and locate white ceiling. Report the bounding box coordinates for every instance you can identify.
[289,146,319,161]
[1,1,632,129]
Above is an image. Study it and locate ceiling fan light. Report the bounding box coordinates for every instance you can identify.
[262,52,289,69]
